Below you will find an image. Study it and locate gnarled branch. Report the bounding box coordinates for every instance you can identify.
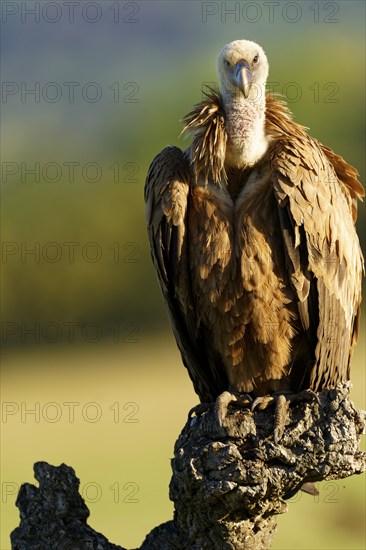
[11,382,365,550]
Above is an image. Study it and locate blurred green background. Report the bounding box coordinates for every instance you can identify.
[1,1,365,548]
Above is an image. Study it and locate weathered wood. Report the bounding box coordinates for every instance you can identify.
[11,462,126,550]
[11,382,365,550]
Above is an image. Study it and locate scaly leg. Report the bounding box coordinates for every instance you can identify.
[215,390,252,428]
[252,389,320,444]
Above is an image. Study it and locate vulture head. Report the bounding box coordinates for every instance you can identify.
[218,40,269,104]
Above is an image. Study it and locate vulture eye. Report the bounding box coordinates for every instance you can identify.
[253,54,259,64]
[224,60,231,68]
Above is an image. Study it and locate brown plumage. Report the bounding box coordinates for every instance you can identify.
[145,40,363,405]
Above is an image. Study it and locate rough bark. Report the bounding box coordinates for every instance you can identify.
[11,382,365,550]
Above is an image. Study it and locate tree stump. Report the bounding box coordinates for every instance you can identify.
[11,382,366,550]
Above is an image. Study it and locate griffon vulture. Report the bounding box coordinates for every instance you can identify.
[145,40,364,437]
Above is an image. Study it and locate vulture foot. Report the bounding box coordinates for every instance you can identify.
[187,402,211,423]
[252,390,320,444]
[215,389,320,496]
[254,393,289,444]
[215,390,252,428]
[290,388,320,406]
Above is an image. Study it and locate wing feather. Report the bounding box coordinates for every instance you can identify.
[270,135,363,391]
[145,146,228,402]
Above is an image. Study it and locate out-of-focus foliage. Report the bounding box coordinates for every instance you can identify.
[1,1,365,344]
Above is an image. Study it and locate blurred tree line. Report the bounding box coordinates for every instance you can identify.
[1,5,364,346]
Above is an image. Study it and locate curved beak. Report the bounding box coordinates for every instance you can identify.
[235,60,252,98]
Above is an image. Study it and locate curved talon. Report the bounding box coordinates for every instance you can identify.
[251,393,289,443]
[188,403,210,421]
[292,389,320,406]
[215,391,232,428]
[215,391,252,428]
[251,395,274,412]
[235,393,253,407]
